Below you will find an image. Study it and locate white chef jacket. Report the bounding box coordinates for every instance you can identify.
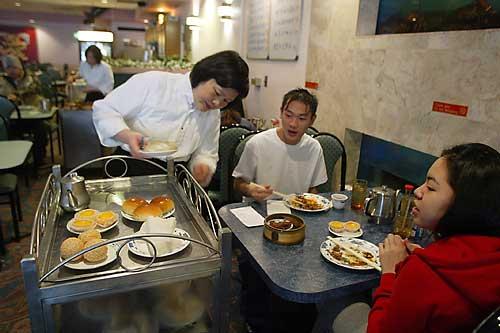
[92,71,220,174]
[79,61,114,95]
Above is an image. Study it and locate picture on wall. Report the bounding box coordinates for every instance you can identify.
[0,25,38,63]
[376,0,500,34]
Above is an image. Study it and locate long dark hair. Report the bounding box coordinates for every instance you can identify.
[190,50,249,98]
[436,143,500,237]
[85,45,103,64]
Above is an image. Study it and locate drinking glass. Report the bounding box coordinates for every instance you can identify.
[351,179,368,210]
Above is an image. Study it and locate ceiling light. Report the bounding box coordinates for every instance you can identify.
[158,13,165,25]
[101,0,108,3]
[143,19,149,24]
[29,19,35,24]
[15,2,21,6]
[74,30,114,42]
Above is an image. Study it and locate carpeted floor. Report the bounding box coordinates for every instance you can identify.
[0,146,248,333]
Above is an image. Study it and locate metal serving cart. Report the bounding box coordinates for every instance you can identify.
[21,156,232,333]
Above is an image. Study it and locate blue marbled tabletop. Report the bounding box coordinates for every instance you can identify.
[218,193,394,304]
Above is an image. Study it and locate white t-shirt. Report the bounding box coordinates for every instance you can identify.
[79,61,114,95]
[232,128,328,194]
[92,71,220,173]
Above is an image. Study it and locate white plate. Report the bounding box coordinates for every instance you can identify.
[328,225,364,238]
[140,149,177,158]
[127,228,190,258]
[320,237,380,270]
[120,208,175,222]
[284,193,332,212]
[140,139,177,158]
[61,241,119,270]
[66,216,119,235]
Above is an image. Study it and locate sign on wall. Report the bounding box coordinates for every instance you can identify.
[0,25,38,63]
[247,0,271,59]
[246,0,302,61]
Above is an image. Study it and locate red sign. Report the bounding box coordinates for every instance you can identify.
[432,101,468,117]
[305,81,319,90]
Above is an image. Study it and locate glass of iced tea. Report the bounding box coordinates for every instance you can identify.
[351,179,368,210]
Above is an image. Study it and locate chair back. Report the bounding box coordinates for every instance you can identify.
[208,125,251,205]
[305,126,319,136]
[0,95,19,140]
[313,132,347,192]
[230,131,258,202]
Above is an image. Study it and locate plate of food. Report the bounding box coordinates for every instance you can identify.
[284,193,331,212]
[328,221,363,238]
[120,196,175,222]
[140,138,177,158]
[127,228,190,258]
[320,237,379,270]
[66,210,120,235]
[60,238,119,270]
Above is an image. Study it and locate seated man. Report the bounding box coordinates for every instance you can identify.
[233,88,327,200]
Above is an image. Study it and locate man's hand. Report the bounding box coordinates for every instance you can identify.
[247,182,273,201]
[192,163,211,187]
[114,129,145,158]
[379,234,408,274]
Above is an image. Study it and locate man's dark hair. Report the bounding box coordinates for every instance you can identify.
[85,45,103,64]
[436,143,500,237]
[280,88,318,116]
[190,50,249,98]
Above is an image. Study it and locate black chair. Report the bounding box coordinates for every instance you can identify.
[229,131,259,202]
[312,132,347,192]
[305,126,319,136]
[207,124,251,207]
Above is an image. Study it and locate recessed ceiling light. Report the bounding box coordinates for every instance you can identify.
[29,19,35,24]
[101,0,108,3]
[15,2,21,6]
[143,19,149,24]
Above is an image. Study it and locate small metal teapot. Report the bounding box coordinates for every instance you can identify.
[364,185,397,224]
[60,172,90,212]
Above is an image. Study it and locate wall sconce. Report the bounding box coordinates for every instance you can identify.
[186,16,202,30]
[217,1,234,22]
[157,13,165,25]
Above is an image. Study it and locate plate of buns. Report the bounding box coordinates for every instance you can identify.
[328,221,363,238]
[121,195,175,222]
[67,209,120,235]
[60,230,118,270]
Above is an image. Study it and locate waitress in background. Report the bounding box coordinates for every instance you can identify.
[78,45,114,102]
[92,50,249,186]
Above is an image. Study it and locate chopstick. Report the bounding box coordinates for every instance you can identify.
[327,236,382,271]
[249,182,288,199]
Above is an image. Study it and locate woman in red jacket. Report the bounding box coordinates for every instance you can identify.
[334,143,500,333]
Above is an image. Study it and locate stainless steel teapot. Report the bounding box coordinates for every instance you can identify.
[60,172,90,212]
[364,185,397,224]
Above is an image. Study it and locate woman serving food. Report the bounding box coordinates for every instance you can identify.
[92,50,249,186]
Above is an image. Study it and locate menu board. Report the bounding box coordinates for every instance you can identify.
[247,0,271,59]
[269,0,301,60]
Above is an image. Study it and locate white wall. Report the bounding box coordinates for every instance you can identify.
[241,0,312,121]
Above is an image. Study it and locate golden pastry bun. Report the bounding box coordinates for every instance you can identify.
[68,218,97,232]
[74,209,99,221]
[79,229,102,244]
[150,195,175,214]
[83,239,108,263]
[345,221,360,233]
[60,237,84,262]
[96,210,118,228]
[122,197,147,215]
[133,203,163,220]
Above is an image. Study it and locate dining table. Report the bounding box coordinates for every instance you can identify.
[218,193,394,333]
[10,105,57,120]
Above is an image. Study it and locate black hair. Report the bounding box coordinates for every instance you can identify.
[281,88,318,116]
[85,45,103,64]
[436,143,500,237]
[190,50,249,98]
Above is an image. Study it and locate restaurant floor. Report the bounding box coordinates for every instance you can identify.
[0,149,249,333]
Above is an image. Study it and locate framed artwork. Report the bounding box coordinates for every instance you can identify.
[0,25,38,62]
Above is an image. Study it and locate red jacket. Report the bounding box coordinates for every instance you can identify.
[367,235,500,333]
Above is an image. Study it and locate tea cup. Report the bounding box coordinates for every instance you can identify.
[331,193,348,210]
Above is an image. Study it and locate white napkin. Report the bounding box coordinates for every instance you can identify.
[230,206,265,227]
[267,200,291,215]
[137,217,181,255]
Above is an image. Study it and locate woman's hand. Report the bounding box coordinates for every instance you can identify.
[379,234,408,274]
[248,183,273,201]
[192,163,211,187]
[114,129,145,158]
[84,85,99,93]
[404,240,422,253]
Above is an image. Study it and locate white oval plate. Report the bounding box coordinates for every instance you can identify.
[61,241,119,270]
[140,139,177,158]
[66,216,119,235]
[320,237,379,270]
[284,193,332,212]
[120,208,175,222]
[328,225,363,238]
[127,228,190,258]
